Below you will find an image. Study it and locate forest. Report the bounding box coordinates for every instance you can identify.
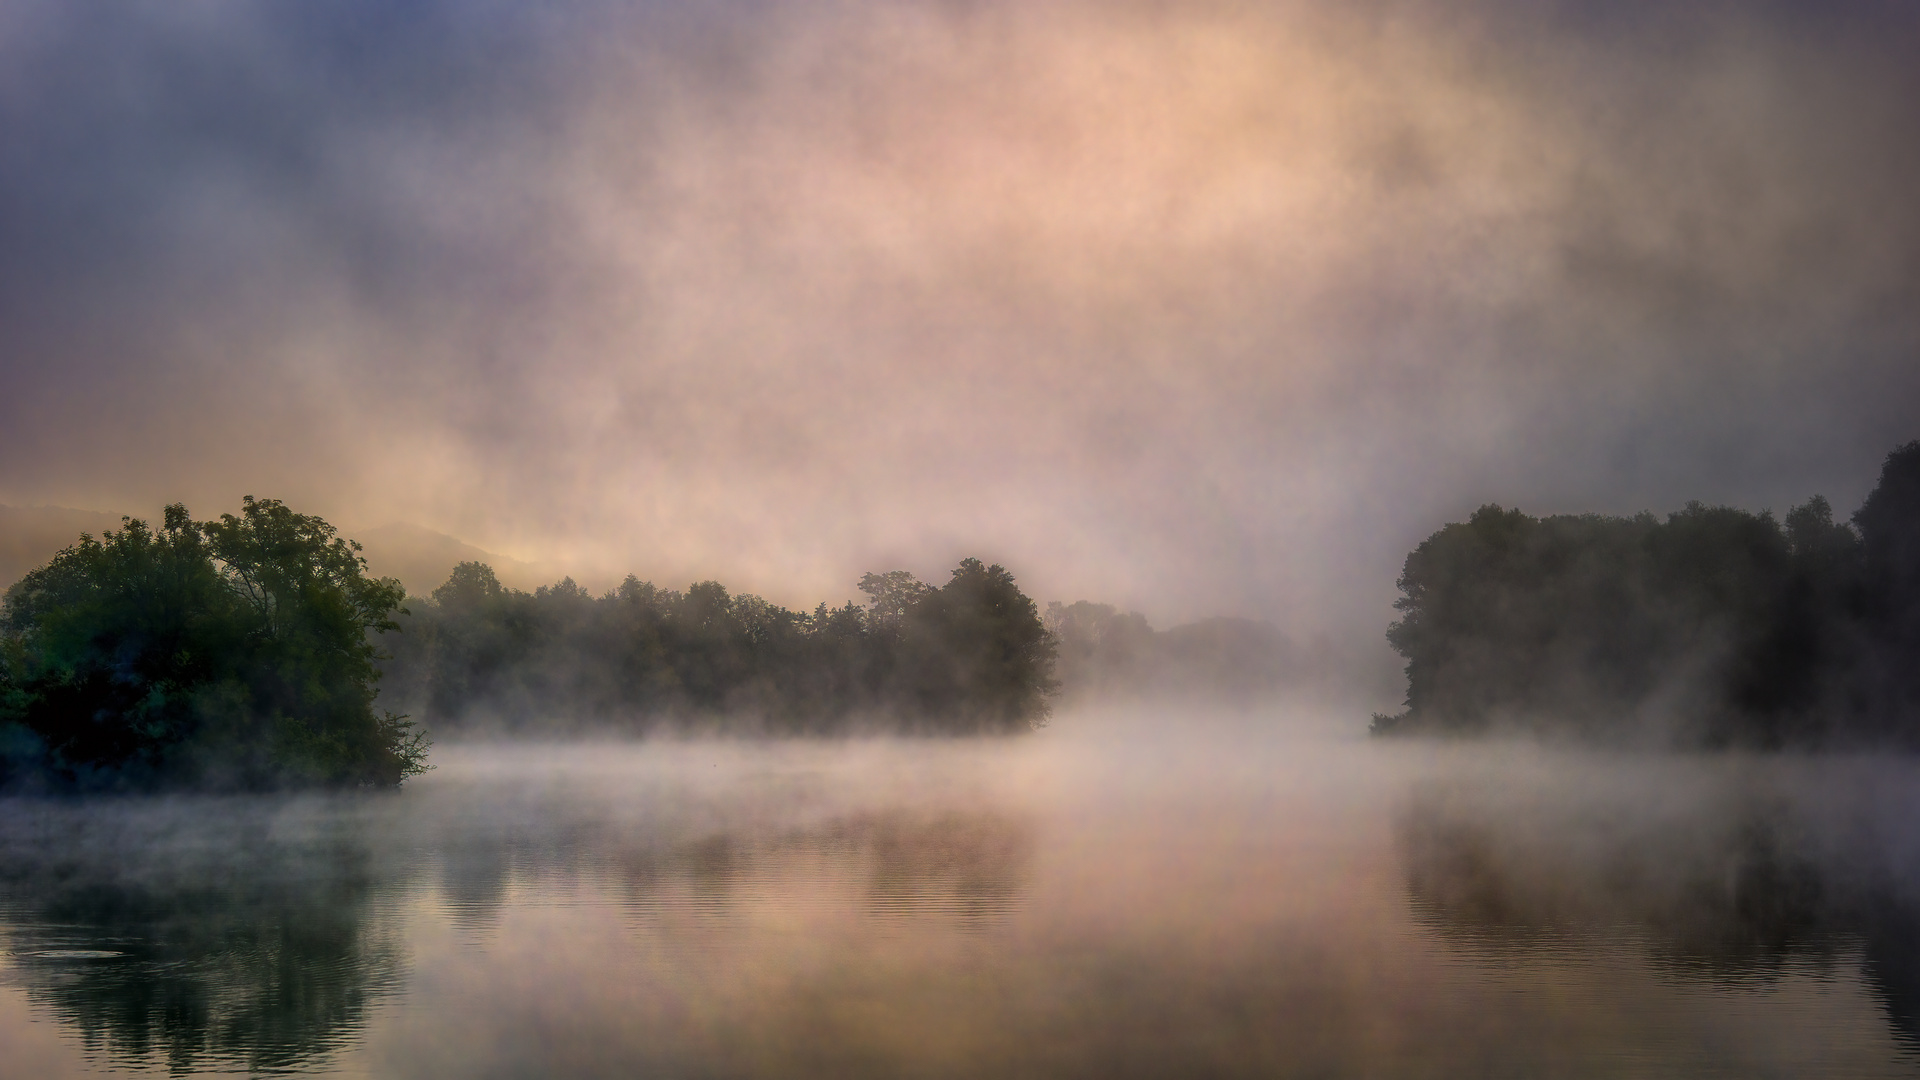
[1374,441,1920,746]
[378,559,1057,737]
[378,570,1301,735]
[0,507,1058,788]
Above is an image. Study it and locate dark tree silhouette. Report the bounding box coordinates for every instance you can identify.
[1375,440,1920,746]
[891,559,1058,732]
[381,557,1056,735]
[1854,442,1920,726]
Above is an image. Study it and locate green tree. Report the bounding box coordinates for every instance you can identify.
[0,499,426,789]
[1,506,238,782]
[201,497,423,785]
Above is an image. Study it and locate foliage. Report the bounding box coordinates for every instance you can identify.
[891,559,1059,731]
[1374,441,1920,746]
[382,558,1057,735]
[0,499,425,789]
[1853,442,1920,721]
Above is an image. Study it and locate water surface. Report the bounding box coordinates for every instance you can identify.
[4,712,1919,1077]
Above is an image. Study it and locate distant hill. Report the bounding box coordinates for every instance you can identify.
[350,522,550,598]
[0,507,548,599]
[0,505,129,591]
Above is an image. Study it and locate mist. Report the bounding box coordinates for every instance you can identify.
[9,725,1920,1076]
[4,0,1916,645]
[5,3,1920,1073]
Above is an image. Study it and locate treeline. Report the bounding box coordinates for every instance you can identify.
[1374,441,1920,746]
[1044,602,1305,705]
[0,499,427,790]
[379,559,1057,735]
[0,502,1060,789]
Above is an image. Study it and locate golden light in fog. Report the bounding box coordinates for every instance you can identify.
[3,0,1916,639]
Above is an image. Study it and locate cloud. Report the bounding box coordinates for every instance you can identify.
[2,0,1917,643]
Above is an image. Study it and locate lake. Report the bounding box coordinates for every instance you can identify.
[4,709,1919,1078]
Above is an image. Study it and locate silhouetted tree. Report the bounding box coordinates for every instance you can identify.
[859,570,934,635]
[1374,440,1920,747]
[1855,441,1920,726]
[383,558,1057,735]
[890,560,1057,731]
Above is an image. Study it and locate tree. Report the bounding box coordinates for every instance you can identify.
[896,559,1057,732]
[858,570,934,636]
[1,506,238,783]
[1372,440,1920,746]
[1853,441,1920,725]
[377,558,1059,735]
[417,561,531,724]
[0,499,426,789]
[1855,442,1920,597]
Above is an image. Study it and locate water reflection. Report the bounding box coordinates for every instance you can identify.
[9,738,1920,1077]
[0,755,1038,1076]
[0,798,407,1074]
[854,810,1031,925]
[1398,760,1920,1049]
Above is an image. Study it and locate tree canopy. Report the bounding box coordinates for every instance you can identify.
[379,557,1057,735]
[1374,441,1920,747]
[0,498,426,790]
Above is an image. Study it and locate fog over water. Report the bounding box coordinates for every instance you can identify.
[5,719,1920,1077]
[4,3,1919,1073]
[3,0,1918,642]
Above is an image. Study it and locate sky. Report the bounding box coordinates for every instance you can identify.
[2,0,1917,643]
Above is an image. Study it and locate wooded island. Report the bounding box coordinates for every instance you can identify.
[1375,441,1920,745]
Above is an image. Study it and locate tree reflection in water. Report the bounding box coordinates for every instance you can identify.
[14,742,1920,1077]
[0,797,407,1075]
[1398,768,1920,1050]
[0,769,1040,1076]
